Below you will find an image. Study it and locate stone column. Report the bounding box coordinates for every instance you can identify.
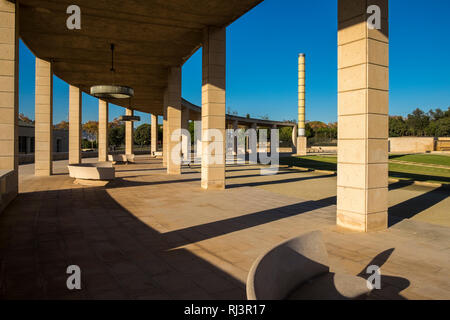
[167,67,182,175]
[151,113,157,156]
[69,85,82,164]
[35,57,53,176]
[245,125,249,154]
[296,53,307,156]
[98,99,108,162]
[201,26,226,190]
[233,120,238,155]
[181,106,190,161]
[162,89,168,167]
[125,108,134,156]
[251,122,257,153]
[0,0,19,201]
[337,0,389,232]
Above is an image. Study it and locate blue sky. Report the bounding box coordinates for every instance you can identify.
[18,0,450,126]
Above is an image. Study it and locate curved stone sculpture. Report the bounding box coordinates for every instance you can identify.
[68,162,115,186]
[246,231,372,300]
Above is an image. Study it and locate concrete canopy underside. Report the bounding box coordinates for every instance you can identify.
[17,0,262,115]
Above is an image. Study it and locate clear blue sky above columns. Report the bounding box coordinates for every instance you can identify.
[18,0,450,125]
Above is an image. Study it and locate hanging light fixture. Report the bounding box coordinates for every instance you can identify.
[90,44,134,99]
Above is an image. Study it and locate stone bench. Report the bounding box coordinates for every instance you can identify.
[0,170,17,213]
[246,230,372,300]
[108,154,135,164]
[68,162,115,186]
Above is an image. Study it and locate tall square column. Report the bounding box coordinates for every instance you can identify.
[167,67,182,175]
[35,57,53,176]
[69,85,82,164]
[151,113,157,155]
[201,26,226,190]
[233,120,238,155]
[181,106,190,161]
[0,0,19,203]
[98,99,109,162]
[337,0,389,232]
[125,108,134,155]
[162,89,168,167]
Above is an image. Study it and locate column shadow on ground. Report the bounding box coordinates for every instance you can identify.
[388,186,449,227]
[0,187,246,300]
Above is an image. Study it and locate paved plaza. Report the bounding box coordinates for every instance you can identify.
[0,156,448,299]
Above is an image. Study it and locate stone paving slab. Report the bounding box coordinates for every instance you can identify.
[0,156,449,299]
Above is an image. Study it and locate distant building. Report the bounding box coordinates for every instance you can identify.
[18,120,69,154]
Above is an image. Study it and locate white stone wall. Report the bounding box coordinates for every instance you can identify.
[388,137,435,153]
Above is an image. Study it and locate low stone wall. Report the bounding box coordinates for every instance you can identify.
[0,170,17,214]
[388,137,435,153]
[436,138,450,151]
[310,146,338,153]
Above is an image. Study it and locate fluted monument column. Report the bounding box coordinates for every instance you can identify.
[296,53,307,156]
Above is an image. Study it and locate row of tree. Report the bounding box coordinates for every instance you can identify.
[389,107,450,137]
[80,119,163,149]
[19,106,450,149]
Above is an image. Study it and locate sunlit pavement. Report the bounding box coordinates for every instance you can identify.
[0,155,448,299]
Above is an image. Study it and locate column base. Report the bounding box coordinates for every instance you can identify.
[337,210,388,232]
[35,170,52,177]
[167,166,181,175]
[69,157,81,165]
[201,180,225,190]
[296,136,307,156]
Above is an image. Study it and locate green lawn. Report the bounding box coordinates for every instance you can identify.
[280,155,450,184]
[389,154,450,166]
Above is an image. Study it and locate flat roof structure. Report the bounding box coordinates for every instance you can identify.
[19,0,263,114]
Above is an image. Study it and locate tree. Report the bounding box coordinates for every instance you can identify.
[429,108,445,121]
[435,118,450,137]
[55,120,69,129]
[279,126,292,142]
[188,121,195,144]
[406,108,429,136]
[308,121,328,131]
[109,117,123,128]
[389,116,408,137]
[82,121,98,148]
[134,123,151,147]
[19,113,34,124]
[108,125,124,147]
[305,122,314,138]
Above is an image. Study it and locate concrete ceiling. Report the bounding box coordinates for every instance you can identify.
[18,0,263,115]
